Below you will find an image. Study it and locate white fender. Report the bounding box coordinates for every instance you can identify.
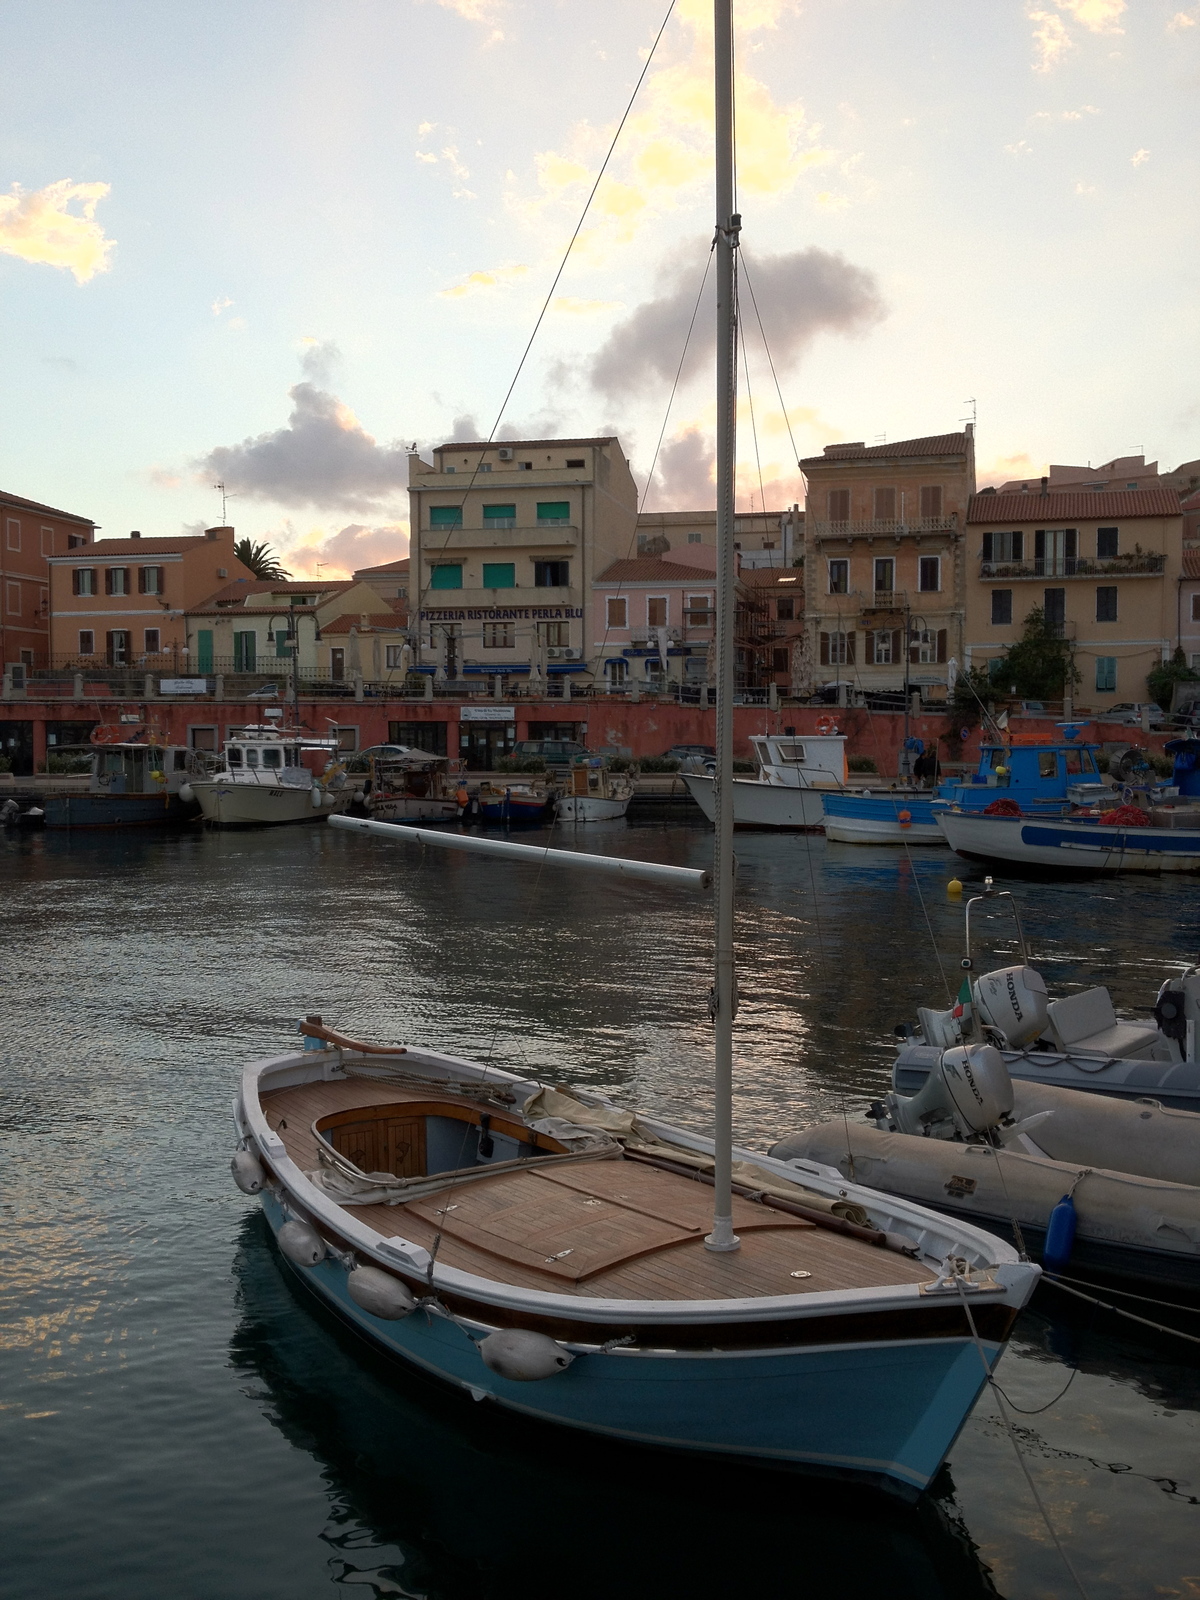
[478,1329,574,1381]
[311,786,324,809]
[277,1219,326,1266]
[179,782,194,803]
[231,1149,267,1194]
[346,1265,417,1319]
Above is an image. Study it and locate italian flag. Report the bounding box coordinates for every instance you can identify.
[952,978,973,1028]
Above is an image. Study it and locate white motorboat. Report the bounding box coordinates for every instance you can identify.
[682,732,846,829]
[937,804,1200,873]
[186,724,348,827]
[556,758,632,822]
[226,6,1040,1501]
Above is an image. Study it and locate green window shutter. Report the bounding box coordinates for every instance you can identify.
[429,506,463,527]
[483,505,516,521]
[429,564,463,590]
[482,563,515,588]
[196,630,213,673]
[276,626,295,658]
[1096,656,1117,692]
[536,501,570,522]
[233,631,257,672]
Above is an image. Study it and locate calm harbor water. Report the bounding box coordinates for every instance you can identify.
[2,819,1198,1599]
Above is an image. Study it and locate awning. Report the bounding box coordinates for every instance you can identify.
[461,663,531,674]
[547,663,589,674]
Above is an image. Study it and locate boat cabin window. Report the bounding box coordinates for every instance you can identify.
[771,739,806,763]
[261,747,283,769]
[245,748,259,768]
[1080,749,1096,773]
[173,750,188,771]
[1064,750,1082,775]
[228,747,243,767]
[1038,752,1057,778]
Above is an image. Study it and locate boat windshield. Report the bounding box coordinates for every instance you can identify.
[261,747,283,770]
[228,747,242,768]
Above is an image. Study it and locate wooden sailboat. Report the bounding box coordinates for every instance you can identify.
[229,1,1039,1497]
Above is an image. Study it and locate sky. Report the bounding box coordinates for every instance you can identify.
[0,0,1197,577]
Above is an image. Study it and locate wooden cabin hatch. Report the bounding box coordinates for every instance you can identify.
[312,1099,567,1181]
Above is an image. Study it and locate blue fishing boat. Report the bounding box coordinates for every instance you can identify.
[822,724,1109,844]
[43,739,203,828]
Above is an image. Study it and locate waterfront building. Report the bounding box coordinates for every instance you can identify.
[636,507,803,568]
[800,431,975,698]
[1,489,97,671]
[183,575,393,676]
[591,550,718,691]
[407,436,637,685]
[964,486,1183,709]
[352,556,409,607]
[48,526,252,670]
[740,567,806,692]
[316,609,411,686]
[997,453,1166,495]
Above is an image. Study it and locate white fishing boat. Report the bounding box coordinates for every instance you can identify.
[682,732,846,829]
[186,723,348,828]
[228,8,1038,1499]
[556,758,632,823]
[936,805,1200,873]
[363,746,465,825]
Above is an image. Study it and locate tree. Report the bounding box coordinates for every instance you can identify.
[1147,646,1198,712]
[234,538,291,580]
[994,605,1080,700]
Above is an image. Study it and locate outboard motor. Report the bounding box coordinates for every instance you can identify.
[915,966,1049,1050]
[882,1043,1014,1141]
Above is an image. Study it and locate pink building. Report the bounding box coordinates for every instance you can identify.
[591,550,718,689]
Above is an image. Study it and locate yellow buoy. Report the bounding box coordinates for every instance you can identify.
[947,877,963,898]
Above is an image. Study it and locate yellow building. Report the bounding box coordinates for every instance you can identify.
[965,487,1183,708]
[407,436,637,684]
[801,430,975,697]
[184,577,392,676]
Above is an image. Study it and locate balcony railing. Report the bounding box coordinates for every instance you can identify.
[980,554,1166,579]
[809,516,958,540]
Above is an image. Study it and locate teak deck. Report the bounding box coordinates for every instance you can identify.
[262,1076,933,1301]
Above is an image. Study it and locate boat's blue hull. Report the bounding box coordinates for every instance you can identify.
[822,794,945,844]
[42,792,198,829]
[261,1193,1002,1497]
[938,811,1200,873]
[477,800,549,825]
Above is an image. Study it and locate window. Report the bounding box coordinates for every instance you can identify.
[1097,527,1119,560]
[982,531,1024,564]
[261,747,283,770]
[138,566,162,595]
[429,563,463,589]
[6,518,19,551]
[828,559,849,594]
[233,631,256,671]
[385,645,407,669]
[647,597,667,626]
[482,505,516,528]
[388,721,447,755]
[78,629,95,655]
[429,506,463,527]
[919,486,943,520]
[606,658,628,686]
[333,727,358,753]
[541,621,569,647]
[776,596,794,621]
[105,567,129,596]
[106,630,130,665]
[918,556,941,592]
[68,533,87,548]
[606,596,628,628]
[1193,594,1200,623]
[773,647,789,672]
[991,589,1013,625]
[827,488,850,523]
[1096,586,1117,622]
[483,622,515,648]
[190,726,218,751]
[537,502,570,524]
[819,630,855,666]
[519,461,533,471]
[874,487,896,521]
[644,656,663,680]
[687,531,703,544]
[40,527,53,556]
[686,594,711,625]
[482,562,515,588]
[909,628,947,664]
[73,568,96,596]
[1043,588,1066,634]
[5,582,19,615]
[143,628,160,655]
[874,557,894,593]
[1038,751,1058,778]
[1034,528,1077,576]
[868,629,896,664]
[478,463,492,472]
[534,560,569,587]
[196,630,214,672]
[1096,657,1117,692]
[275,622,295,658]
[566,458,585,468]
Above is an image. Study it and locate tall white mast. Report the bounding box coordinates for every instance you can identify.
[706,0,740,1254]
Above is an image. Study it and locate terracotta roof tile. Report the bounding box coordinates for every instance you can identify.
[320,612,410,634]
[353,557,410,576]
[967,489,1181,523]
[56,534,228,556]
[0,490,96,525]
[801,433,969,465]
[1183,552,1200,578]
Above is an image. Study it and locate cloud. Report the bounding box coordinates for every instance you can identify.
[285,521,409,579]
[1028,0,1124,70]
[1028,10,1073,70]
[1057,0,1124,30]
[424,0,505,40]
[441,412,565,445]
[551,296,622,315]
[650,428,715,507]
[438,263,529,298]
[1004,139,1035,155]
[1031,104,1100,121]
[197,344,411,513]
[1131,147,1150,165]
[212,296,233,316]
[0,179,114,283]
[587,243,885,402]
[1168,8,1198,27]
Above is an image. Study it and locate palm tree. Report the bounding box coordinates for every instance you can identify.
[234,538,291,580]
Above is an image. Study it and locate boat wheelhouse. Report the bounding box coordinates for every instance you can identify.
[682,732,847,829]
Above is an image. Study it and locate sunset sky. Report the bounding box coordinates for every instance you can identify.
[1,0,1196,576]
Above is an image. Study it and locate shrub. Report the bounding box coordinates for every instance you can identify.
[40,753,92,774]
[1147,647,1198,712]
[848,756,878,773]
[495,755,547,773]
[636,756,681,772]
[733,759,756,773]
[0,754,11,773]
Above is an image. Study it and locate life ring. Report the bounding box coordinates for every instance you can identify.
[815,715,837,736]
[90,724,123,745]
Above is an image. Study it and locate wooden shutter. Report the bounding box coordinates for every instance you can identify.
[982,531,993,562]
[937,629,947,664]
[865,631,875,665]
[1064,529,1077,558]
[845,631,856,665]
[892,629,902,663]
[874,487,896,521]
[828,489,850,522]
[1013,531,1024,560]
[819,632,830,666]
[909,636,921,665]
[920,486,942,519]
[1034,530,1045,560]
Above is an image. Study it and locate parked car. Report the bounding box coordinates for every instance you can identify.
[510,739,588,767]
[662,744,715,761]
[1103,702,1166,727]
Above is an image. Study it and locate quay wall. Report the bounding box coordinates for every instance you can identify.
[0,693,1178,777]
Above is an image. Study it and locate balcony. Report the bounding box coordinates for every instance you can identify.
[980,554,1166,580]
[809,516,958,542]
[420,525,577,551]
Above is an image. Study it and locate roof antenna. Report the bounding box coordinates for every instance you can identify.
[213,481,237,523]
[961,398,977,426]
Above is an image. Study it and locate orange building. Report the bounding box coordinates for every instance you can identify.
[48,525,253,668]
[1,489,97,670]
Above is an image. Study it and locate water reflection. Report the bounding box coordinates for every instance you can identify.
[229,1214,999,1600]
